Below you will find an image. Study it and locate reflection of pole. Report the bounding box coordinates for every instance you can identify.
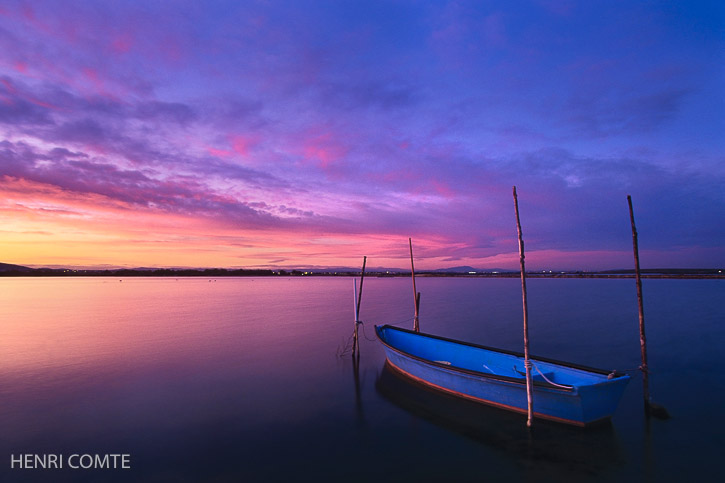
[409,238,420,332]
[513,186,534,428]
[352,350,363,421]
[353,256,367,358]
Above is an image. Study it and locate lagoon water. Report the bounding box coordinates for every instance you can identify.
[0,276,723,482]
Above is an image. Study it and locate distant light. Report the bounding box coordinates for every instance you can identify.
[468,271,476,274]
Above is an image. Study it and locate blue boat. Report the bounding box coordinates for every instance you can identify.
[375,325,630,427]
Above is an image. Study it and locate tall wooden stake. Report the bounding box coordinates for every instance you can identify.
[513,186,534,428]
[409,238,420,332]
[353,256,367,358]
[627,195,650,412]
[352,279,359,354]
[627,196,671,420]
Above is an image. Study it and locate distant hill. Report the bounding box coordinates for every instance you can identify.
[0,263,34,272]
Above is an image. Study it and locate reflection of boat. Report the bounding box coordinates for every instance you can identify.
[375,325,630,427]
[375,361,623,477]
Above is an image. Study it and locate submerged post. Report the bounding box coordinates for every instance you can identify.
[409,238,420,332]
[513,186,534,428]
[627,196,669,419]
[353,256,367,358]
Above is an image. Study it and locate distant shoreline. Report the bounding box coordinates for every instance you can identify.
[0,266,722,279]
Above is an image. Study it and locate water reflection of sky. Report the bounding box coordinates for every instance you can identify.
[1,277,723,481]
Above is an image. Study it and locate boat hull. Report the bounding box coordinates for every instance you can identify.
[375,325,630,427]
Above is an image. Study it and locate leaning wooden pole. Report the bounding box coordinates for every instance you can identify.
[627,196,669,419]
[409,238,420,332]
[352,256,367,358]
[352,279,359,354]
[513,186,534,428]
[627,195,650,412]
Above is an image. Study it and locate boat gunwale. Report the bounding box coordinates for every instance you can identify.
[375,324,628,390]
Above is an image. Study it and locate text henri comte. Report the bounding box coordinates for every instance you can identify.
[11,453,131,470]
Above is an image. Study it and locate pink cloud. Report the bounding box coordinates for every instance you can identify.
[207,146,232,158]
[82,67,110,97]
[0,175,131,219]
[1,78,18,94]
[111,33,134,54]
[230,134,258,157]
[0,77,59,110]
[431,179,456,199]
[83,142,110,156]
[21,3,35,21]
[12,3,54,37]
[301,131,348,169]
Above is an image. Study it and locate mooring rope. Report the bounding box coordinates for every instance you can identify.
[359,315,417,341]
[358,320,378,342]
[514,363,573,389]
[531,362,573,389]
[337,316,417,357]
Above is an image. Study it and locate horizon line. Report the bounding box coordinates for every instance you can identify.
[2,262,723,274]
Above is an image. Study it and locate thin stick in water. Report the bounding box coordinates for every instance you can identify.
[353,256,367,358]
[627,195,670,419]
[409,238,420,332]
[513,186,534,428]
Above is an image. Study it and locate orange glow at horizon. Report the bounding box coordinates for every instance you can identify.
[0,175,453,269]
[0,175,643,271]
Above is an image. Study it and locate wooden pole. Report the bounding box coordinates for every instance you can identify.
[513,186,534,428]
[627,196,669,419]
[409,238,420,332]
[353,256,367,358]
[352,278,359,355]
[627,195,650,411]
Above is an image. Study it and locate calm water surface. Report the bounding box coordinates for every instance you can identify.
[1,277,723,482]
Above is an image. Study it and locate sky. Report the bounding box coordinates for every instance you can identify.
[0,0,723,271]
